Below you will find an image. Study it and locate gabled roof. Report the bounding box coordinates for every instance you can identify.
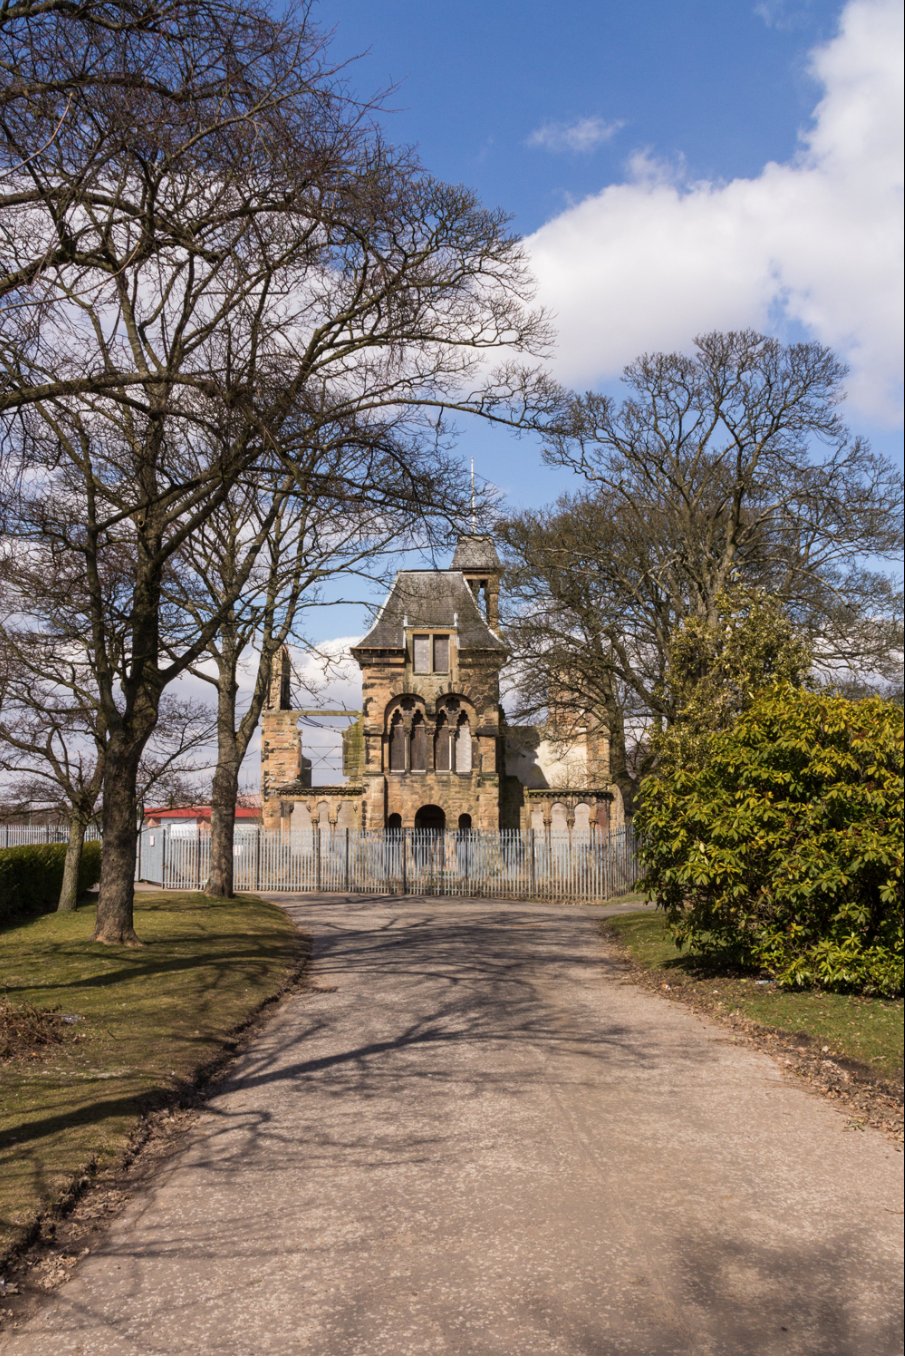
[353,570,507,654]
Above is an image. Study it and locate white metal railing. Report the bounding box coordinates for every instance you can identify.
[0,823,101,848]
[136,825,640,902]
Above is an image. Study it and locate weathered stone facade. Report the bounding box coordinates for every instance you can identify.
[260,648,305,831]
[261,535,624,832]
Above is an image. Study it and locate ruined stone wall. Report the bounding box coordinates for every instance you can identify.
[260,710,304,830]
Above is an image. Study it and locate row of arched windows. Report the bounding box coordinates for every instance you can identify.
[388,710,473,774]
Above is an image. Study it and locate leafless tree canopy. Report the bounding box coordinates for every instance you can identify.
[0,0,562,940]
[501,332,904,805]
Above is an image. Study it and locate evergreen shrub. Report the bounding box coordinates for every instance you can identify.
[638,686,904,996]
[0,840,102,924]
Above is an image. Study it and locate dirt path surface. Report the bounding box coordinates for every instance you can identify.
[3,895,902,1356]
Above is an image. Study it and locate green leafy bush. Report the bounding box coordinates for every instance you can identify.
[0,840,102,925]
[638,686,904,996]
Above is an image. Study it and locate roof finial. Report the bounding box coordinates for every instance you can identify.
[470,458,476,532]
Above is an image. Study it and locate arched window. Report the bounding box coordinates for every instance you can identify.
[389,713,407,772]
[434,712,452,771]
[454,714,472,773]
[337,801,357,830]
[410,713,427,771]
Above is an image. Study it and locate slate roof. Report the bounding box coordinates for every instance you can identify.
[353,570,507,653]
[451,534,501,571]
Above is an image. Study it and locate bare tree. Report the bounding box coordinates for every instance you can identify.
[172,467,388,897]
[502,332,903,807]
[0,0,559,942]
[0,625,213,908]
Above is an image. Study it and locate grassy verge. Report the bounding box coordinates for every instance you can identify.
[604,911,903,1086]
[0,891,303,1263]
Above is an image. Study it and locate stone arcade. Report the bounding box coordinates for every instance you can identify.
[261,535,625,835]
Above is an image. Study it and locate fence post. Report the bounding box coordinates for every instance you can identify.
[161,829,168,889]
[401,830,408,896]
[529,829,536,898]
[315,825,322,892]
[344,827,350,891]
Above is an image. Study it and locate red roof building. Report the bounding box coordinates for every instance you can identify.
[143,806,261,834]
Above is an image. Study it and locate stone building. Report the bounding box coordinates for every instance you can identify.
[261,535,624,834]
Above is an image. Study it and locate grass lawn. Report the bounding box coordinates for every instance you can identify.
[604,910,904,1085]
[0,891,303,1263]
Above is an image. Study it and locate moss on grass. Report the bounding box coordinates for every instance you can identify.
[605,910,903,1084]
[0,891,302,1262]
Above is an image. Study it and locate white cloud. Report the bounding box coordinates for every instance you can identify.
[527,116,623,154]
[170,636,363,790]
[754,0,816,31]
[526,0,904,424]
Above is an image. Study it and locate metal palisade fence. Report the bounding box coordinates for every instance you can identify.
[137,825,640,902]
[0,824,101,847]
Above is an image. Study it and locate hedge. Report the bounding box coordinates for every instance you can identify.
[0,840,102,925]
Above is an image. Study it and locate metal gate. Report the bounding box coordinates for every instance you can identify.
[136,825,640,903]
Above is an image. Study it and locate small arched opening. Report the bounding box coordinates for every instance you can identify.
[434,712,452,771]
[290,803,312,834]
[386,812,402,832]
[337,801,358,830]
[410,712,427,772]
[457,813,472,832]
[388,712,407,772]
[550,801,568,832]
[415,804,446,832]
[454,713,472,773]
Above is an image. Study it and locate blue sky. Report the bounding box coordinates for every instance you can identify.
[232,0,903,784]
[328,0,842,233]
[317,0,903,578]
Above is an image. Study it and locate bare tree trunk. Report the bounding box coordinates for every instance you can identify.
[605,699,638,822]
[94,735,144,944]
[205,646,275,898]
[206,744,240,897]
[57,815,87,911]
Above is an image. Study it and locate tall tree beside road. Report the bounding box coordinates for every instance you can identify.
[0,621,213,911]
[171,439,450,899]
[0,0,558,942]
[502,332,903,806]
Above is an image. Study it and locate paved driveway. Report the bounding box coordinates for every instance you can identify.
[4,896,902,1356]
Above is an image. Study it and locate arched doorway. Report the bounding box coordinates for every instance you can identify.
[386,812,402,832]
[414,804,446,832]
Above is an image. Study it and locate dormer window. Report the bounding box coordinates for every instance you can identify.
[413,633,450,674]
